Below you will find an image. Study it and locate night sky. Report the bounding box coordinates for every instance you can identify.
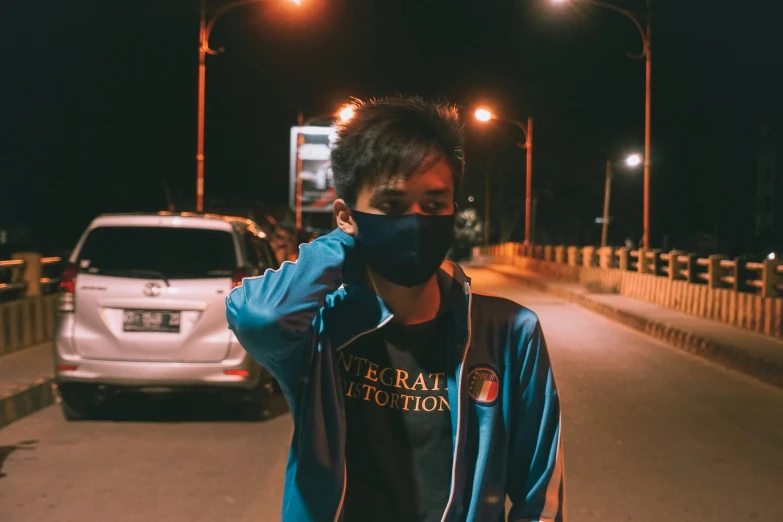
[4,0,782,255]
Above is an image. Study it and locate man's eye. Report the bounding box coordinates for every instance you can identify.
[378,201,406,215]
[423,201,448,214]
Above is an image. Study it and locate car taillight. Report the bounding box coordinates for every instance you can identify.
[60,263,77,293]
[59,262,77,312]
[232,267,246,289]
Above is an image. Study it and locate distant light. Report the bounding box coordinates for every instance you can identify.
[768,252,776,260]
[551,0,568,4]
[468,196,475,203]
[287,0,302,5]
[625,154,642,167]
[475,109,493,122]
[338,105,355,123]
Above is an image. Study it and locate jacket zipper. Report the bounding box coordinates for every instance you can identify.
[440,281,473,522]
[333,314,395,522]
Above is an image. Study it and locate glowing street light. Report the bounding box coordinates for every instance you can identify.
[625,153,642,167]
[302,104,355,126]
[338,105,355,123]
[475,108,493,122]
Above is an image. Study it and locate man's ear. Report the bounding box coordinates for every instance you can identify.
[333,199,357,236]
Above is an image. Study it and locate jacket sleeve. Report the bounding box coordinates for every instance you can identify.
[225,229,357,397]
[506,316,566,522]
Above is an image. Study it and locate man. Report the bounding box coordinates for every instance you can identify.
[227,97,565,522]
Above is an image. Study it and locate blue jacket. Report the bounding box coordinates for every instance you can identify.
[226,230,565,522]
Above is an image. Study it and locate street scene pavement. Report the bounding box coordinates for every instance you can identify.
[1,267,782,521]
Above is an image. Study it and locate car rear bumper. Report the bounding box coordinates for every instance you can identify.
[54,356,261,389]
[54,340,262,390]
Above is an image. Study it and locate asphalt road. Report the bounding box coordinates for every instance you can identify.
[1,267,782,521]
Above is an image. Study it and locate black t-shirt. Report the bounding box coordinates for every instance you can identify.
[338,311,455,522]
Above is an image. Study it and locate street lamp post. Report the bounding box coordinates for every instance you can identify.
[554,0,651,249]
[601,153,642,248]
[601,159,613,248]
[524,117,534,246]
[475,109,534,246]
[196,0,300,213]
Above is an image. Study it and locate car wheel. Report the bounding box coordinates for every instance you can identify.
[58,383,97,421]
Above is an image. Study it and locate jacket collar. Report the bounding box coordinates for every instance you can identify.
[326,261,472,351]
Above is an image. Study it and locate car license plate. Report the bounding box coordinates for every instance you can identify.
[123,310,181,333]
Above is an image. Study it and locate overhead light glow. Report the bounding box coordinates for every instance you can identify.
[338,105,355,123]
[625,154,642,167]
[475,109,493,122]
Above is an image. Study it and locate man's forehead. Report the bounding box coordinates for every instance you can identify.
[369,158,454,194]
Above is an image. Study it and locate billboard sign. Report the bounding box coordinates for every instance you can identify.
[289,126,339,213]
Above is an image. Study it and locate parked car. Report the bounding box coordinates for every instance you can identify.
[54,212,279,421]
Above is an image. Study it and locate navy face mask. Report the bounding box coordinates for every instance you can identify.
[350,210,455,288]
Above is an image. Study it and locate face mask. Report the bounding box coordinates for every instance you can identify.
[350,210,455,288]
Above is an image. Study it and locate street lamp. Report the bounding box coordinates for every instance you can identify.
[601,153,642,247]
[196,0,302,213]
[300,104,355,126]
[475,108,535,246]
[475,108,492,122]
[625,153,642,168]
[553,0,651,249]
[338,105,355,124]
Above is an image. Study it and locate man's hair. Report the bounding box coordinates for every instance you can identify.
[330,97,465,207]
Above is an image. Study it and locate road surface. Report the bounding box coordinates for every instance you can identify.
[1,267,782,521]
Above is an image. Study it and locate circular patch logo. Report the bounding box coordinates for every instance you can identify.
[467,366,500,405]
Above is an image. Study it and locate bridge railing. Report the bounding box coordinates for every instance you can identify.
[0,254,64,302]
[480,243,783,299]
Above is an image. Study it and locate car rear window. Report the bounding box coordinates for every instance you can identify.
[76,226,237,280]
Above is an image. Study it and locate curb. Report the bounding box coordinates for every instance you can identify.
[0,378,56,430]
[489,266,783,391]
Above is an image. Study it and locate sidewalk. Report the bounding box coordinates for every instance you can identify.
[487,263,783,390]
[0,343,55,429]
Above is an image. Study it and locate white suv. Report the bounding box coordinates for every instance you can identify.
[54,212,279,420]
